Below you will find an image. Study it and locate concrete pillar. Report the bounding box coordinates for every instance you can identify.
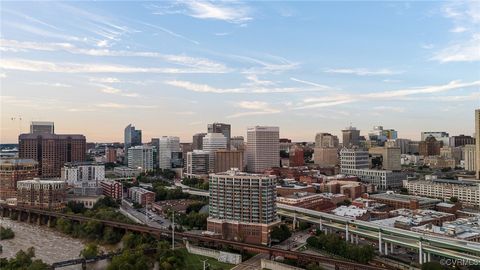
[390,243,394,254]
[384,242,388,255]
[293,213,297,230]
[319,217,323,231]
[418,241,423,264]
[37,216,41,226]
[378,231,383,254]
[427,253,431,262]
[423,252,427,263]
[355,234,359,244]
[17,212,21,221]
[345,223,349,242]
[27,213,31,223]
[350,234,354,244]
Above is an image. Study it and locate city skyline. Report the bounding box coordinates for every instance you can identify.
[1,1,479,143]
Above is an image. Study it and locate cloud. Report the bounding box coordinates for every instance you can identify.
[165,79,323,94]
[324,68,404,76]
[290,77,332,90]
[151,1,252,24]
[227,101,281,118]
[137,21,200,45]
[421,43,434,49]
[0,73,6,78]
[95,103,156,109]
[372,106,405,113]
[27,82,72,88]
[431,34,480,62]
[0,39,228,72]
[433,2,480,62]
[0,58,228,74]
[93,83,140,97]
[245,74,275,86]
[89,77,120,83]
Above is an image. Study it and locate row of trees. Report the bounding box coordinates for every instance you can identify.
[0,226,15,240]
[181,177,209,190]
[153,184,190,201]
[306,232,375,264]
[271,224,292,243]
[0,247,49,270]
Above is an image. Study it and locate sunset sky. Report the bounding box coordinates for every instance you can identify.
[1,1,479,143]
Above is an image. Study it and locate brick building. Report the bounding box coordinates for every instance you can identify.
[0,159,38,200]
[16,179,66,210]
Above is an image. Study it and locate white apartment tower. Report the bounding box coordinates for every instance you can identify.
[246,126,280,173]
[127,145,154,172]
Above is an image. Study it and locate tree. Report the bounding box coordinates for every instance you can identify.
[0,247,50,270]
[66,201,86,214]
[399,187,409,195]
[449,196,458,203]
[56,217,73,234]
[271,224,291,243]
[0,226,15,240]
[80,243,99,259]
[186,202,206,214]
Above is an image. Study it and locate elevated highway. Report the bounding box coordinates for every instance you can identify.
[277,203,480,264]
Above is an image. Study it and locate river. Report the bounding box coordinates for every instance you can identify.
[1,218,109,269]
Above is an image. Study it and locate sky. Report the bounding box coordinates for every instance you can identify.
[1,1,479,143]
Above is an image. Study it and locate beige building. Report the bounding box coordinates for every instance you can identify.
[315,133,339,148]
[369,146,401,171]
[424,156,456,169]
[214,150,244,173]
[246,126,279,173]
[440,146,462,165]
[16,179,66,210]
[476,109,480,179]
[314,147,338,167]
[464,144,476,171]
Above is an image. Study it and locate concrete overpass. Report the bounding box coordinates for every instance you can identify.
[277,203,480,265]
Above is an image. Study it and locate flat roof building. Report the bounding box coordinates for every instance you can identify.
[0,158,38,201]
[16,179,66,210]
[369,192,441,210]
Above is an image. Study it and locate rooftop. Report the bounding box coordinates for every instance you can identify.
[332,205,368,218]
[0,158,38,166]
[369,193,441,204]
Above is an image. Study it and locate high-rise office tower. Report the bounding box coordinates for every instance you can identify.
[314,132,339,167]
[19,133,86,178]
[158,136,180,169]
[124,124,142,159]
[340,147,369,171]
[315,133,339,148]
[214,150,244,173]
[192,133,207,150]
[449,135,475,147]
[342,126,360,148]
[230,136,245,150]
[0,158,38,200]
[476,109,480,179]
[207,169,278,245]
[208,123,231,150]
[127,145,154,172]
[246,126,280,173]
[203,133,227,171]
[30,121,54,134]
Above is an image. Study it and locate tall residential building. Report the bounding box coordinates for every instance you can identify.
[105,147,117,163]
[231,136,245,150]
[192,133,207,150]
[464,145,476,171]
[61,162,105,196]
[203,133,227,170]
[186,150,210,177]
[16,179,66,210]
[19,133,86,178]
[0,159,38,200]
[207,170,279,245]
[315,133,339,148]
[419,136,443,156]
[214,150,244,173]
[208,123,231,150]
[342,126,360,148]
[246,126,280,173]
[124,124,142,159]
[30,121,54,134]
[476,109,480,179]
[449,135,475,147]
[421,131,449,146]
[127,145,154,172]
[158,136,180,169]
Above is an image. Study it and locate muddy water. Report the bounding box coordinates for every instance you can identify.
[0,218,109,269]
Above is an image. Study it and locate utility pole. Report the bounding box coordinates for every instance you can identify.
[202,259,208,270]
[171,210,175,250]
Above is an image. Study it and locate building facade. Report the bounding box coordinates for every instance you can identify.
[464,144,476,171]
[314,147,338,167]
[342,126,360,148]
[419,136,443,156]
[16,179,66,210]
[158,136,180,169]
[369,146,401,171]
[192,133,207,150]
[476,109,480,179]
[203,133,227,171]
[421,132,449,146]
[214,150,244,173]
[289,145,305,167]
[186,150,210,177]
[246,126,280,173]
[30,121,54,134]
[19,133,86,178]
[124,124,142,159]
[100,179,123,200]
[127,145,154,172]
[207,170,279,245]
[61,162,105,196]
[449,135,475,147]
[128,187,155,206]
[208,123,231,150]
[0,159,38,200]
